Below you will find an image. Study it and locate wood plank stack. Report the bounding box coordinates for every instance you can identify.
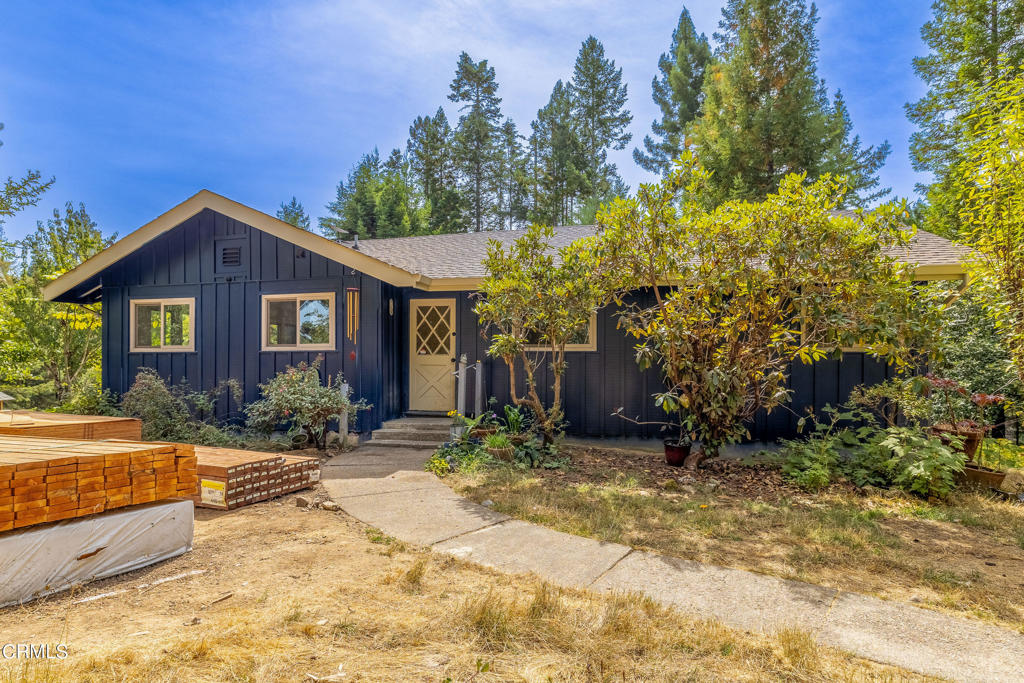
[193,446,320,510]
[0,412,142,441]
[0,435,196,532]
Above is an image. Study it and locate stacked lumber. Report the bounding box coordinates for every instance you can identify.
[193,446,320,510]
[0,436,196,532]
[0,411,142,441]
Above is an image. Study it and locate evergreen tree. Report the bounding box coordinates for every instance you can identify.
[448,52,504,232]
[528,80,588,225]
[407,107,463,233]
[495,119,528,230]
[568,36,632,202]
[276,196,310,230]
[634,8,713,175]
[820,92,892,207]
[906,0,1024,237]
[691,0,889,206]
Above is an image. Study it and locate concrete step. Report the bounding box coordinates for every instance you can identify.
[381,417,450,430]
[371,428,448,443]
[363,439,441,450]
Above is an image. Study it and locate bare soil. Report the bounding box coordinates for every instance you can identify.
[0,487,928,682]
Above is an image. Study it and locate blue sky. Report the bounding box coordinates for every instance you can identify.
[0,0,932,241]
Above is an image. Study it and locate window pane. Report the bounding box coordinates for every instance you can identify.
[267,299,297,346]
[568,324,590,345]
[163,304,191,347]
[300,298,330,345]
[135,304,161,348]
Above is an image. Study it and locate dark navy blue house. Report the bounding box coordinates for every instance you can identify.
[43,190,967,441]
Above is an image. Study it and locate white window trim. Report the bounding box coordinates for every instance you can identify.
[261,292,336,352]
[524,311,598,352]
[129,297,196,353]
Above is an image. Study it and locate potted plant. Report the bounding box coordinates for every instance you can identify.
[924,375,987,460]
[470,409,501,438]
[483,432,515,461]
[502,404,531,445]
[663,433,693,467]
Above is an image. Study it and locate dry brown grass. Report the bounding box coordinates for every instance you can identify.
[447,447,1024,632]
[0,496,928,682]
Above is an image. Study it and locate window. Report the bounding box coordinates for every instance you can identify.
[346,289,360,344]
[261,293,335,351]
[524,312,598,352]
[130,298,195,352]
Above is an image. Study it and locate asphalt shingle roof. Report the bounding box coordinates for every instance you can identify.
[350,222,966,281]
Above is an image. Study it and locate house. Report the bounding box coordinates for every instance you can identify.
[42,190,967,440]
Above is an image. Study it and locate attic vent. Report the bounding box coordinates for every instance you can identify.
[221,246,242,268]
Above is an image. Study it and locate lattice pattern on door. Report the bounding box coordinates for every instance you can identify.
[415,304,451,356]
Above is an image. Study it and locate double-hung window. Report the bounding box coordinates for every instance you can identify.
[261,292,335,351]
[130,298,195,352]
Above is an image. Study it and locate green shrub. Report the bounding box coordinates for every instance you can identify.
[120,368,241,445]
[245,359,368,450]
[55,367,121,416]
[880,427,965,499]
[426,440,490,477]
[780,439,836,491]
[483,432,512,450]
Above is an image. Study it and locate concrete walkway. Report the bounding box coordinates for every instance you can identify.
[321,447,1024,682]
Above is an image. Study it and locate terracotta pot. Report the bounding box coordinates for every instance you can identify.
[959,463,1006,489]
[931,425,984,461]
[471,426,499,438]
[664,440,692,467]
[486,446,515,461]
[508,433,529,446]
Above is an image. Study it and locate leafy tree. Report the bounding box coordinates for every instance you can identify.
[568,36,632,203]
[634,8,713,175]
[475,224,604,444]
[276,196,310,230]
[957,63,1024,387]
[449,52,504,232]
[0,203,114,402]
[907,0,1024,237]
[0,122,54,225]
[691,0,889,206]
[407,107,463,233]
[592,153,939,467]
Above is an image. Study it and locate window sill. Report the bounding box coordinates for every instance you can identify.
[260,346,337,352]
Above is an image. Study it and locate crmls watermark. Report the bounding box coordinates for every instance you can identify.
[0,643,69,660]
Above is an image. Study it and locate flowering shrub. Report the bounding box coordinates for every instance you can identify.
[245,359,368,450]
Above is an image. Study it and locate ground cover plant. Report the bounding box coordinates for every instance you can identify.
[447,445,1024,632]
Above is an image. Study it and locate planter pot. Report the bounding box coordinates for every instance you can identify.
[931,425,984,461]
[508,433,530,446]
[664,440,692,467]
[486,446,515,461]
[450,425,465,441]
[471,426,499,438]
[959,463,1006,489]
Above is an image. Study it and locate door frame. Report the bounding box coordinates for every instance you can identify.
[407,297,457,413]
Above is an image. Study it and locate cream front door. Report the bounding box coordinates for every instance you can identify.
[409,299,456,412]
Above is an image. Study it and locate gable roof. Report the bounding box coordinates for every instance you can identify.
[42,190,425,302]
[351,222,969,282]
[44,192,968,302]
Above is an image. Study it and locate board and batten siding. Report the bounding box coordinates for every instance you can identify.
[429,288,899,442]
[100,208,394,432]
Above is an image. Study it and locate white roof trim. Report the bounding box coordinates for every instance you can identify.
[42,190,421,301]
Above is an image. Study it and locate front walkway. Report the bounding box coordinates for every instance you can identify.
[321,447,1024,682]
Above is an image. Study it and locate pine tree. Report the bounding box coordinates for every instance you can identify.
[529,80,588,226]
[495,119,528,230]
[276,196,310,230]
[448,52,504,232]
[906,0,1024,237]
[407,107,463,233]
[634,8,713,175]
[568,36,632,204]
[690,0,889,206]
[820,92,892,207]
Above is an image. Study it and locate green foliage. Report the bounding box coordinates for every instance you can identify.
[592,152,939,463]
[512,437,568,470]
[957,63,1024,388]
[690,0,889,206]
[503,404,528,435]
[407,108,465,234]
[527,80,588,226]
[55,367,121,416]
[121,367,242,445]
[882,427,966,499]
[475,224,604,444]
[634,8,713,175]
[0,202,113,403]
[426,439,490,477]
[484,432,512,450]
[979,438,1024,471]
[907,0,1024,238]
[245,359,367,450]
[276,196,310,230]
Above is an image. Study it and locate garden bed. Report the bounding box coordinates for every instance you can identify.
[447,444,1024,632]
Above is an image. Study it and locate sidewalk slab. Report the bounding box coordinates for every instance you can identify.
[333,485,508,546]
[590,550,837,634]
[821,591,1024,683]
[321,470,442,499]
[434,520,631,588]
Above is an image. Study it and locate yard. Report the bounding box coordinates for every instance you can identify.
[0,489,929,682]
[447,444,1024,633]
